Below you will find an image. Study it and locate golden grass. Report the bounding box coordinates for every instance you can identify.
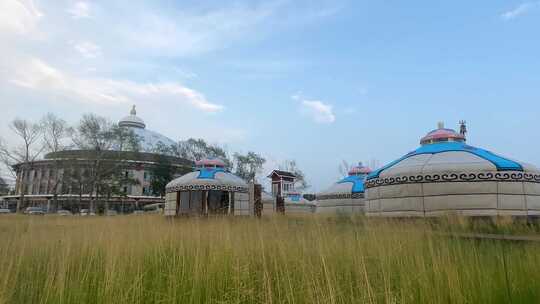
[0,214,539,304]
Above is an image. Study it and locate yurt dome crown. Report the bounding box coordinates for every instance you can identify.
[348,163,372,176]
[195,157,226,169]
[420,122,466,145]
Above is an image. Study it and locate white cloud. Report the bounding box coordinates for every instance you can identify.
[122,5,275,57]
[67,1,91,19]
[0,0,43,35]
[0,0,341,133]
[8,57,223,112]
[73,41,102,58]
[301,100,336,123]
[501,2,540,20]
[109,1,342,57]
[293,94,335,124]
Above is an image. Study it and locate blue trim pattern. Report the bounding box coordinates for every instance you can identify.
[197,168,225,179]
[338,175,366,193]
[367,142,523,180]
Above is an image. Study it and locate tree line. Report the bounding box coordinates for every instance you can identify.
[0,112,308,212]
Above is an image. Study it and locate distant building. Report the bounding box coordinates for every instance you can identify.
[1,106,192,213]
[265,170,315,213]
[267,170,297,197]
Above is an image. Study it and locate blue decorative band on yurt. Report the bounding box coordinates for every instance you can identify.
[337,175,366,193]
[367,142,523,180]
[197,168,225,179]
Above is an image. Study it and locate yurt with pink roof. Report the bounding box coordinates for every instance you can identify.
[165,158,252,216]
[365,122,540,217]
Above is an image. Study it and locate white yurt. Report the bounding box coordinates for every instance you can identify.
[283,192,316,214]
[261,191,316,214]
[316,164,372,214]
[365,122,540,217]
[165,158,251,216]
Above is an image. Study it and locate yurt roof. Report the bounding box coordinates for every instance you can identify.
[317,175,367,201]
[166,168,248,193]
[318,163,371,198]
[366,124,540,186]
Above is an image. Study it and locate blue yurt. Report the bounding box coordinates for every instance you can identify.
[316,164,372,214]
[365,122,540,217]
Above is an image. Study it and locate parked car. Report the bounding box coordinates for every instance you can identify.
[24,207,45,215]
[143,203,164,214]
[57,210,72,216]
[79,209,95,216]
[106,210,118,216]
[132,210,145,215]
[0,208,12,214]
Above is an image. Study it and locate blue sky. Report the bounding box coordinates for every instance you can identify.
[0,0,539,191]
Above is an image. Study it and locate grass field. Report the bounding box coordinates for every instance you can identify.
[0,215,539,304]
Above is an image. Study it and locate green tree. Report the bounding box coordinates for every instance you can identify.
[0,118,45,211]
[280,160,309,191]
[98,169,139,213]
[0,176,9,195]
[70,114,140,212]
[41,113,71,211]
[150,155,174,197]
[233,152,266,183]
[173,138,232,168]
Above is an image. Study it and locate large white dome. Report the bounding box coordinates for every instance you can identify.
[118,105,176,152]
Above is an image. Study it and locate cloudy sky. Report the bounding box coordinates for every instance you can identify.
[1,0,539,191]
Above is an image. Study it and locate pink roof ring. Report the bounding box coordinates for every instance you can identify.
[420,128,465,145]
[348,166,372,176]
[195,157,226,168]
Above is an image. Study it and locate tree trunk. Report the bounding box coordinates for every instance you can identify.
[53,193,58,212]
[79,190,82,212]
[17,168,25,213]
[105,192,110,213]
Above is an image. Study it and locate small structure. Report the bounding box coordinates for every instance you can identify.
[268,170,297,198]
[164,158,251,216]
[316,163,372,214]
[365,122,540,217]
[265,170,315,214]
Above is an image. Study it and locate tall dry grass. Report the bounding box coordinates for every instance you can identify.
[0,214,539,304]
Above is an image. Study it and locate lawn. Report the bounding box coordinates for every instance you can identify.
[0,214,539,303]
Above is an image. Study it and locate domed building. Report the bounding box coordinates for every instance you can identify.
[2,106,192,213]
[365,122,540,217]
[118,106,176,152]
[165,158,252,216]
[316,164,372,214]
